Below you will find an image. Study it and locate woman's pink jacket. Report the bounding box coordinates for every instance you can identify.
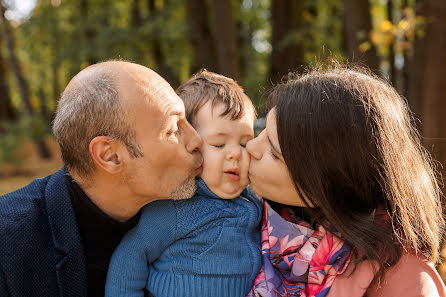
[327,253,446,297]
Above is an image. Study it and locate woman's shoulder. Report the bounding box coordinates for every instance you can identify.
[327,253,446,297]
[367,253,446,297]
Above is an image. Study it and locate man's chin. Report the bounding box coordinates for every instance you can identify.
[168,178,197,200]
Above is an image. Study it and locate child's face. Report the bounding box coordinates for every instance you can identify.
[194,101,255,199]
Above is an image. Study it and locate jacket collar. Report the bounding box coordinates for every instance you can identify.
[196,177,260,204]
[45,167,87,297]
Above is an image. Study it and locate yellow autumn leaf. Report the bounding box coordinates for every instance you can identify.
[359,41,371,53]
[398,20,410,31]
[303,11,313,22]
[403,7,413,16]
[370,31,379,46]
[380,20,393,33]
[415,16,425,25]
[30,97,40,110]
[383,34,393,47]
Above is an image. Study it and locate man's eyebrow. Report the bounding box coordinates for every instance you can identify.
[268,135,282,155]
[169,110,183,116]
[167,108,186,119]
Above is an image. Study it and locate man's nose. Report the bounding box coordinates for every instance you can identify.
[185,121,203,153]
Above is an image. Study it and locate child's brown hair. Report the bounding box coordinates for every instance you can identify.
[176,69,256,126]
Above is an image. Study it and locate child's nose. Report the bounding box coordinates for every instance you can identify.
[227,146,242,161]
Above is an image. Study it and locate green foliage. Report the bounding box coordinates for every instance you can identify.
[0,111,50,164]
[0,117,29,165]
[238,0,270,115]
[1,0,425,145]
[303,0,344,63]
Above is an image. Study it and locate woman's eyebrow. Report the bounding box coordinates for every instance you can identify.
[267,135,282,156]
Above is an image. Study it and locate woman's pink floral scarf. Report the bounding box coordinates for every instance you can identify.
[248,202,352,297]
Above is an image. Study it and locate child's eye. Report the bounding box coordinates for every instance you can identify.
[213,144,225,148]
[240,143,247,148]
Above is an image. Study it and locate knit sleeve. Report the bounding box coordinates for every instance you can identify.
[105,200,177,297]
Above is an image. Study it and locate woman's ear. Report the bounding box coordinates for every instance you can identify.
[89,136,124,174]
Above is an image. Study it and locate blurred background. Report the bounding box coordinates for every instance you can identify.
[0,0,446,279]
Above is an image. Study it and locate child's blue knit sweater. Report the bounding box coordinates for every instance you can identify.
[105,179,262,297]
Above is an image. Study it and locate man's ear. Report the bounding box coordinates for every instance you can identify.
[89,136,124,174]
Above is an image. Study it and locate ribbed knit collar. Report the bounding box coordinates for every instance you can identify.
[196,178,251,200]
[196,178,222,199]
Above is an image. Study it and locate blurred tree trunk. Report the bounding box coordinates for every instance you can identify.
[0,3,51,159]
[0,34,15,123]
[132,0,142,27]
[237,20,247,81]
[408,0,446,179]
[50,5,60,123]
[185,0,216,73]
[269,0,305,84]
[210,0,240,80]
[402,0,410,98]
[402,51,410,99]
[147,0,179,87]
[50,57,60,120]
[342,0,380,72]
[387,0,396,83]
[80,0,97,66]
[0,5,33,116]
[388,0,408,96]
[130,0,145,63]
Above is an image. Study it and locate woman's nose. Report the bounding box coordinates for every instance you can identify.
[246,131,263,160]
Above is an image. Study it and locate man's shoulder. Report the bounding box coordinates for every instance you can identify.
[0,168,65,231]
[0,177,48,217]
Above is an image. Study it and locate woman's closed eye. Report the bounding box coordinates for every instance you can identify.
[212,144,225,148]
[270,149,279,160]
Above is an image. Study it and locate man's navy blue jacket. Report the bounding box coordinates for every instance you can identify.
[0,168,87,297]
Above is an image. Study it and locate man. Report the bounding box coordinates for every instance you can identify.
[0,61,203,297]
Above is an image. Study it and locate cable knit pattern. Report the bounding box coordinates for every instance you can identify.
[105,179,262,297]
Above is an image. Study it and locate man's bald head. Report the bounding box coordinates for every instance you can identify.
[65,61,167,100]
[53,61,168,177]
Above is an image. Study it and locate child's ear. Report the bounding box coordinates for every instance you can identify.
[89,136,123,174]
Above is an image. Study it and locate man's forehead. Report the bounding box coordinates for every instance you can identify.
[150,85,184,114]
[117,69,180,108]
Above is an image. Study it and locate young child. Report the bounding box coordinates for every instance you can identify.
[105,70,262,297]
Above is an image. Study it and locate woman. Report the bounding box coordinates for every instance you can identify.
[246,66,446,296]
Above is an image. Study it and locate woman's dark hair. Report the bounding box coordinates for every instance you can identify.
[269,65,444,282]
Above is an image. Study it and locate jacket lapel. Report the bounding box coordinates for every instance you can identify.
[45,168,87,297]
